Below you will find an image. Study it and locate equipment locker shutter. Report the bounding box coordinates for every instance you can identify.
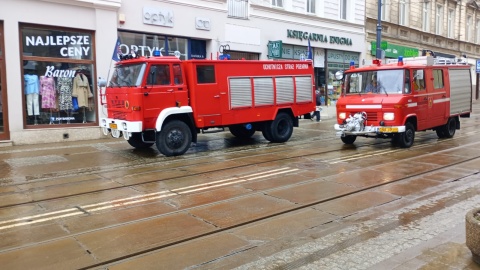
[275,77,294,104]
[229,77,252,108]
[295,76,313,103]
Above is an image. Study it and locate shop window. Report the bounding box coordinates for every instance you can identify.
[20,24,96,126]
[196,65,215,84]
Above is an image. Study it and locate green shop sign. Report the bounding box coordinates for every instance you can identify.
[287,30,352,46]
[268,40,282,58]
[371,41,419,58]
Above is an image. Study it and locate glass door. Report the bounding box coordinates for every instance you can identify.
[0,21,9,140]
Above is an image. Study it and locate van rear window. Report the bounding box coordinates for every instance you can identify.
[196,65,215,84]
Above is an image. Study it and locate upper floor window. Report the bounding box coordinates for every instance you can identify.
[306,0,315,13]
[447,9,455,38]
[381,0,389,21]
[476,19,480,44]
[340,0,348,20]
[422,2,430,32]
[272,0,283,7]
[466,15,472,42]
[228,0,248,19]
[436,5,443,35]
[399,0,407,26]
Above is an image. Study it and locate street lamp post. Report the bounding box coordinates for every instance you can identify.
[376,0,383,60]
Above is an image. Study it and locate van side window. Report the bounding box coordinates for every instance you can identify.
[412,69,425,92]
[173,64,183,85]
[197,65,215,84]
[433,69,444,89]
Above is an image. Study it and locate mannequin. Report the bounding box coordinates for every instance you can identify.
[24,70,40,125]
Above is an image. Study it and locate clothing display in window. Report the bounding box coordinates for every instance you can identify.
[40,76,56,109]
[72,73,91,108]
[24,74,40,116]
[56,77,73,111]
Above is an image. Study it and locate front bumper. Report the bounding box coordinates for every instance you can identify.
[100,118,143,139]
[334,124,406,137]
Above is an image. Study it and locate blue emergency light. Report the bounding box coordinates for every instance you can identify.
[153,50,161,57]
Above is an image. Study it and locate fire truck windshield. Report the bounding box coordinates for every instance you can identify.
[109,63,146,87]
[345,69,405,95]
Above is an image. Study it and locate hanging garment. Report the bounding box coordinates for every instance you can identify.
[57,77,73,111]
[72,73,91,108]
[24,74,39,95]
[40,76,56,109]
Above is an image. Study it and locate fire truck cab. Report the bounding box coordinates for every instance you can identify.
[334,56,472,147]
[100,54,315,156]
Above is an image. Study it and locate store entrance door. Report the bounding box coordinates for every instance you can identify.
[0,21,10,140]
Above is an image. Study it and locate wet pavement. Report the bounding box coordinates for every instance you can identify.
[0,101,479,269]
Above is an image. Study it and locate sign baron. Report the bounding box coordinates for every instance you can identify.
[287,30,352,46]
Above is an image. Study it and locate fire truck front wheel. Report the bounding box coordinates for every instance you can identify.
[398,122,415,148]
[268,112,294,143]
[341,135,357,144]
[156,120,192,157]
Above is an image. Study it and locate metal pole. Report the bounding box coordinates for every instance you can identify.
[376,0,382,59]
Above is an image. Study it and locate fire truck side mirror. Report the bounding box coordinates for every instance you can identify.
[97,78,107,87]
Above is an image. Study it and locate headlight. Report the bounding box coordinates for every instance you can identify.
[383,112,395,121]
[122,122,128,130]
[101,119,106,126]
[339,112,347,119]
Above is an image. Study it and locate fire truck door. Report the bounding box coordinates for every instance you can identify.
[193,65,222,127]
[412,69,427,127]
[143,64,176,120]
[428,69,448,126]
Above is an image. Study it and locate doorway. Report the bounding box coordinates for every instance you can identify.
[0,21,9,140]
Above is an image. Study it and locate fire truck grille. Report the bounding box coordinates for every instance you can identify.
[112,111,127,120]
[365,112,378,122]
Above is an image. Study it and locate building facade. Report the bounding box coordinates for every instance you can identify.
[0,0,365,145]
[366,0,480,72]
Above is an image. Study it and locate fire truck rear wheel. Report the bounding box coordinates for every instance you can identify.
[128,133,154,149]
[156,120,192,157]
[229,125,256,138]
[269,112,293,143]
[262,123,274,142]
[341,135,357,144]
[441,117,456,138]
[398,122,415,148]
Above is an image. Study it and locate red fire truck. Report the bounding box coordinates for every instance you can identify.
[334,56,472,147]
[99,54,315,156]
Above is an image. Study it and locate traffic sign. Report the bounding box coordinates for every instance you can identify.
[476,59,480,73]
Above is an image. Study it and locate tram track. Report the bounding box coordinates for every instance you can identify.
[0,132,479,269]
[84,143,480,269]
[0,123,479,211]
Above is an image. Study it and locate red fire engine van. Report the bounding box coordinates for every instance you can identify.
[99,54,315,156]
[334,56,472,147]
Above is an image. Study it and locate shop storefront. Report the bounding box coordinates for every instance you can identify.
[0,0,118,145]
[326,50,360,105]
[20,24,97,127]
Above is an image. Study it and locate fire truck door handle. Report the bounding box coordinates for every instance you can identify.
[167,89,174,92]
[214,95,220,98]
